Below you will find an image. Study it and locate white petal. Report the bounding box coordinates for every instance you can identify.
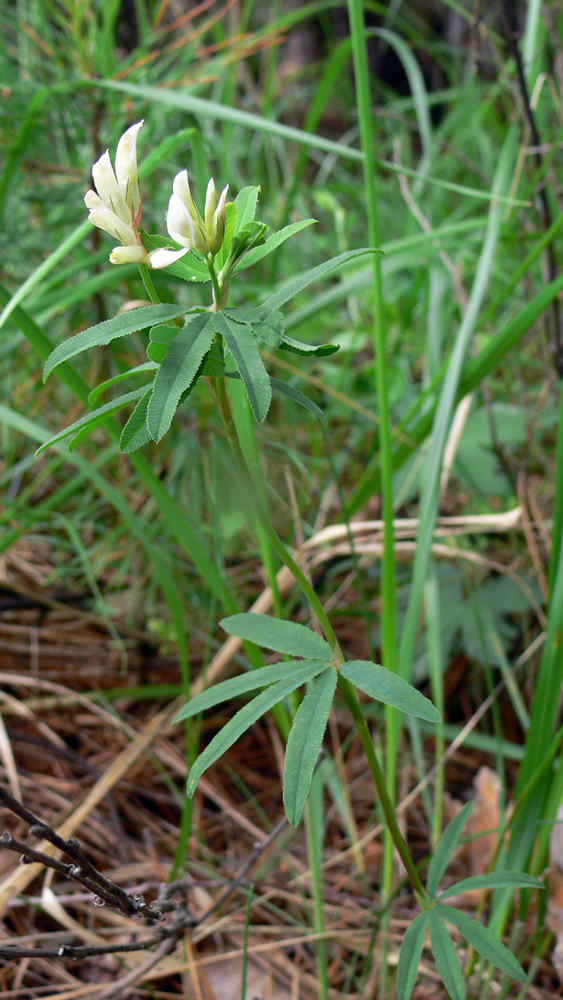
[167,193,196,247]
[147,247,189,269]
[109,245,149,265]
[115,120,143,218]
[92,150,131,224]
[86,198,137,244]
[204,177,218,233]
[172,170,198,219]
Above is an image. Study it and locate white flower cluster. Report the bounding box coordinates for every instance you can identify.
[85,121,228,268]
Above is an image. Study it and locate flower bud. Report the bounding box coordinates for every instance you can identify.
[207,184,229,254]
[109,245,149,265]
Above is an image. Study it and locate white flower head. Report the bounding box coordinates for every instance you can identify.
[85,120,148,265]
[165,170,229,256]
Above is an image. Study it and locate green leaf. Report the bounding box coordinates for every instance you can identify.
[436,905,527,982]
[226,221,269,268]
[339,661,441,723]
[223,305,285,349]
[214,313,271,423]
[36,387,147,455]
[428,909,465,1000]
[88,362,158,407]
[233,219,316,273]
[140,231,210,282]
[120,387,153,453]
[220,613,333,660]
[436,871,544,902]
[283,668,336,826]
[279,334,339,358]
[397,912,429,1000]
[262,248,374,311]
[147,313,216,441]
[172,658,328,724]
[270,377,328,426]
[186,661,326,795]
[234,186,260,231]
[427,802,474,899]
[43,305,187,380]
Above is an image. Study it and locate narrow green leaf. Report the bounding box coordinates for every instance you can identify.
[397,912,429,1000]
[283,668,336,826]
[436,871,544,902]
[270,377,328,426]
[173,658,328,724]
[187,661,326,795]
[120,387,153,453]
[147,313,216,441]
[36,387,147,455]
[436,905,527,982]
[43,305,187,380]
[88,362,158,407]
[262,248,374,311]
[233,219,316,272]
[279,335,339,358]
[234,186,260,231]
[223,305,285,348]
[220,613,332,660]
[214,313,271,423]
[428,909,465,1000]
[427,802,474,899]
[339,661,441,723]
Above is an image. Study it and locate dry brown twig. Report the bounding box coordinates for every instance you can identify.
[0,782,288,969]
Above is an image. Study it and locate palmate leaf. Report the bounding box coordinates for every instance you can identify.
[233,219,316,273]
[428,909,465,1000]
[283,668,336,826]
[214,312,271,423]
[147,313,216,441]
[43,304,187,380]
[436,871,543,901]
[436,904,527,982]
[262,247,375,311]
[339,661,441,723]
[36,387,148,455]
[221,613,332,660]
[172,658,329,725]
[186,660,328,795]
[397,911,429,1000]
[427,802,474,898]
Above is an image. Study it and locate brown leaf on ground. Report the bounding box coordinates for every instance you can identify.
[441,766,501,903]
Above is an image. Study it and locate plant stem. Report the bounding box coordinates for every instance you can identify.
[211,369,429,906]
[338,674,430,904]
[211,374,340,654]
[138,263,161,304]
